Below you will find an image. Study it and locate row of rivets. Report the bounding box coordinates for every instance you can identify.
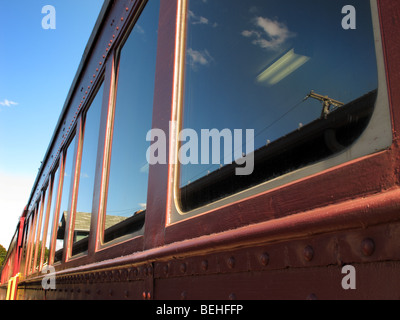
[301,238,375,262]
[28,3,134,208]
[163,239,375,275]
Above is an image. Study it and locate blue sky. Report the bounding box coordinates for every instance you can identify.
[0,1,104,248]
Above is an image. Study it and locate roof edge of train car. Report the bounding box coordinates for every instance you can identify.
[25,0,113,214]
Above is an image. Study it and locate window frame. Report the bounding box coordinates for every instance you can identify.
[45,163,62,267]
[95,0,157,252]
[67,78,105,261]
[52,133,78,265]
[159,0,394,242]
[37,181,51,272]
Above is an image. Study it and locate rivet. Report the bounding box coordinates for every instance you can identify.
[116,27,119,31]
[227,257,235,269]
[107,270,113,281]
[142,291,146,300]
[304,246,314,262]
[201,260,208,271]
[121,269,128,281]
[180,263,187,273]
[126,7,129,11]
[229,293,237,300]
[113,270,121,281]
[121,17,124,21]
[147,292,151,300]
[361,238,375,257]
[306,293,318,300]
[259,253,270,266]
[181,291,187,300]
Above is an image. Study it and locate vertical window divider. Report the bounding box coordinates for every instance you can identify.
[64,120,83,262]
[38,183,51,272]
[49,152,64,266]
[95,52,118,252]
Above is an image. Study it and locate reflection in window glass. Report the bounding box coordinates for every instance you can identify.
[104,0,160,243]
[38,185,50,269]
[180,0,378,211]
[54,136,76,263]
[21,217,32,275]
[24,214,34,275]
[45,166,60,265]
[72,83,103,256]
[30,202,41,273]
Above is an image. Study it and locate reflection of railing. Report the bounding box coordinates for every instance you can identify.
[53,210,146,259]
[180,90,377,212]
[305,91,345,118]
[104,210,145,243]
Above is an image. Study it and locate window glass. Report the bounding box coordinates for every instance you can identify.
[179,0,378,212]
[103,0,160,244]
[46,166,60,265]
[30,202,41,273]
[23,215,33,276]
[38,184,50,269]
[72,83,104,256]
[54,136,76,263]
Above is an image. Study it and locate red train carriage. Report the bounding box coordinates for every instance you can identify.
[1,0,400,300]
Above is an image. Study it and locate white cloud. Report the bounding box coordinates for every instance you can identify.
[140,163,149,174]
[134,24,145,34]
[242,16,295,50]
[187,48,213,70]
[0,99,18,107]
[188,10,209,25]
[188,10,217,28]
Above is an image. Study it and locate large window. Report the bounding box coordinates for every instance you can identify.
[54,136,76,263]
[176,0,384,215]
[71,83,104,257]
[29,202,40,274]
[38,184,50,270]
[46,165,60,265]
[102,0,160,244]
